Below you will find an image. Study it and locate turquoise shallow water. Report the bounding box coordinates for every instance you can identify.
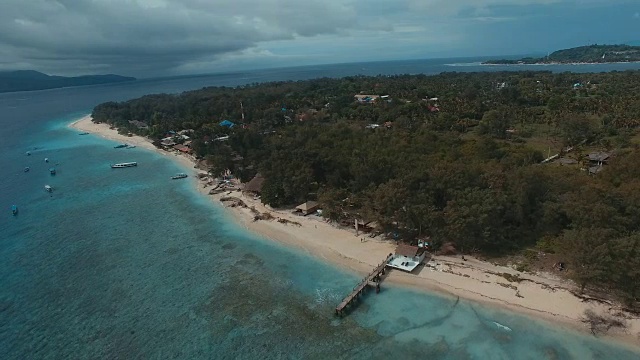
[1,63,640,359]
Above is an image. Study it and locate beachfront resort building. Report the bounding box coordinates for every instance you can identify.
[386,244,427,272]
[354,94,380,103]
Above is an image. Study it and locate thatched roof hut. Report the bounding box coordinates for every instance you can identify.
[243,173,265,194]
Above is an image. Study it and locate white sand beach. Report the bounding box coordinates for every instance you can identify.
[69,115,640,348]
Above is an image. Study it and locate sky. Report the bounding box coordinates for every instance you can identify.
[0,0,639,77]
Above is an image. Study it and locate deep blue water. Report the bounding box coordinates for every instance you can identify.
[1,59,640,359]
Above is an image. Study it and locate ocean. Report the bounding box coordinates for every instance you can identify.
[1,58,640,359]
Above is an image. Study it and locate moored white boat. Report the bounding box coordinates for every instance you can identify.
[45,185,52,192]
[111,162,137,168]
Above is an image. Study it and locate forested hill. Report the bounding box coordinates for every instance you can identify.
[93,71,640,307]
[484,44,640,64]
[0,70,136,93]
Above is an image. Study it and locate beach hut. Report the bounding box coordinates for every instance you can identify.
[295,201,319,216]
[173,144,192,154]
[219,120,236,128]
[243,173,265,195]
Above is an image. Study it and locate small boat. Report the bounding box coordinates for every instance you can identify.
[45,185,52,192]
[12,205,18,216]
[114,144,128,149]
[171,173,188,180]
[26,151,31,156]
[126,145,136,149]
[24,167,30,172]
[78,132,90,135]
[44,158,49,163]
[111,162,137,168]
[49,168,56,175]
[493,322,512,332]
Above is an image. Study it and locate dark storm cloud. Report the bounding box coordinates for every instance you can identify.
[0,0,627,75]
[0,0,359,75]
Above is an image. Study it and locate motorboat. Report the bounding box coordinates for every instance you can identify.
[49,168,56,175]
[24,167,30,172]
[111,162,137,168]
[45,185,52,192]
[114,144,128,149]
[78,132,90,135]
[171,173,188,179]
[44,158,49,163]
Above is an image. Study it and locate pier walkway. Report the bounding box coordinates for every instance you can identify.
[335,253,393,316]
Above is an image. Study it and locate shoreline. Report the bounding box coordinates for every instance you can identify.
[68,115,640,349]
[480,61,640,66]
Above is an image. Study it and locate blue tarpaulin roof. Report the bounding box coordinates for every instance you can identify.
[219,120,235,128]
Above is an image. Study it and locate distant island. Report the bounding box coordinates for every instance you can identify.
[0,70,136,93]
[483,44,640,65]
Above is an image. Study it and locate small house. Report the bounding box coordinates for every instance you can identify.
[161,137,176,147]
[556,158,578,166]
[589,165,604,175]
[586,151,610,164]
[386,244,427,272]
[295,201,320,216]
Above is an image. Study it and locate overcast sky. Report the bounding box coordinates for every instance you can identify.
[1,0,638,77]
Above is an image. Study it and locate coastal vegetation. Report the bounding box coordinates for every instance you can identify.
[92,70,640,308]
[484,44,640,64]
[0,70,135,93]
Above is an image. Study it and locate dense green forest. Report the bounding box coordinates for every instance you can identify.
[484,44,640,64]
[93,70,640,307]
[0,70,135,93]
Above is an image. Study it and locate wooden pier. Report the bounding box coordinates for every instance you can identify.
[335,253,394,316]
